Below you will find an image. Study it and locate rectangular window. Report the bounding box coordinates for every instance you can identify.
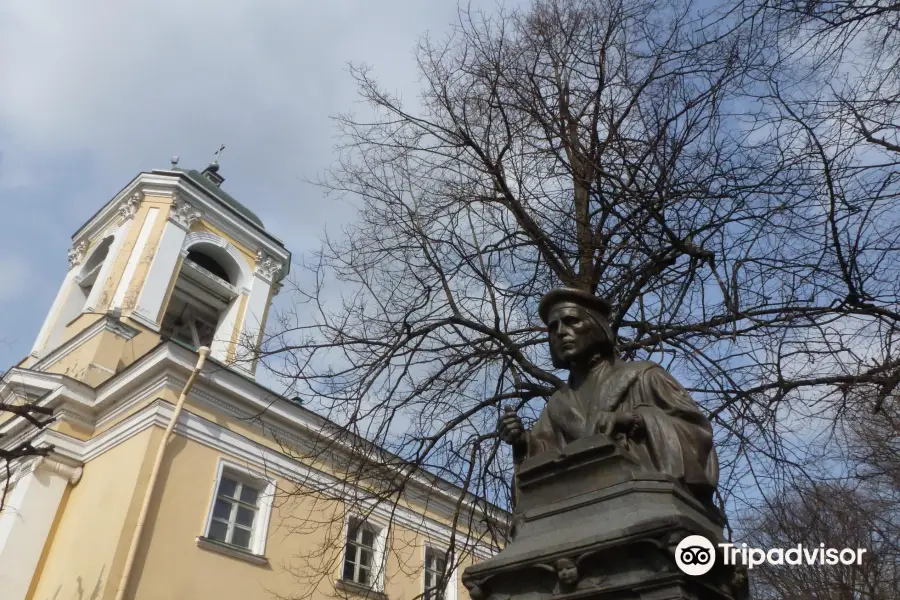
[206,470,262,550]
[343,518,379,587]
[424,547,447,600]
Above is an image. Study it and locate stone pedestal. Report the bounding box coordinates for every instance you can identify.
[463,435,747,600]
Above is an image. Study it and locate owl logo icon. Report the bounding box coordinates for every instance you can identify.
[675,535,716,575]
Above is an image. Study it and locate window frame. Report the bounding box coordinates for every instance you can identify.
[340,513,387,592]
[423,546,447,600]
[422,544,457,600]
[201,458,275,558]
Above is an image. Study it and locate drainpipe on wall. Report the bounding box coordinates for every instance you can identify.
[112,346,209,600]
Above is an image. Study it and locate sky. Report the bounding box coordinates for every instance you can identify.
[0,0,520,373]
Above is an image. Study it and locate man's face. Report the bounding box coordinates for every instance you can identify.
[547,303,601,366]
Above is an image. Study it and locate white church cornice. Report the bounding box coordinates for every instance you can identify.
[11,400,500,559]
[1,341,502,536]
[31,315,141,373]
[70,172,290,280]
[0,368,92,404]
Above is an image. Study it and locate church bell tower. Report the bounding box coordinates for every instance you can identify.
[22,161,290,383]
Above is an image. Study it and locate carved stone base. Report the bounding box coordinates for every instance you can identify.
[463,437,747,600]
[462,516,747,600]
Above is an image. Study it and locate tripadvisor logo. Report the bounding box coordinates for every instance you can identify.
[675,535,717,575]
[674,535,868,576]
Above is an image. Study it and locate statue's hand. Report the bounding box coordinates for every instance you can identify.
[498,406,525,445]
[600,411,641,437]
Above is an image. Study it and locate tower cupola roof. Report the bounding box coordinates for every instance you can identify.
[157,166,266,229]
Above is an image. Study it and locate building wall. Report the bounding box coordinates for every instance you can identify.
[20,383,488,600]
[57,313,105,352]
[27,427,160,600]
[126,436,318,599]
[77,390,484,537]
[124,435,475,600]
[27,401,483,600]
[117,197,173,313]
[174,397,481,536]
[42,325,160,387]
[91,200,162,315]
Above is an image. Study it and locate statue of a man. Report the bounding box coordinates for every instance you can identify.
[499,288,719,506]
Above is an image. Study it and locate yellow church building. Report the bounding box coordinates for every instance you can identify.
[0,163,499,599]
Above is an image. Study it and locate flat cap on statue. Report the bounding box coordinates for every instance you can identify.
[538,288,613,324]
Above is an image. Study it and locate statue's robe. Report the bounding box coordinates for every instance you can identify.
[519,359,718,504]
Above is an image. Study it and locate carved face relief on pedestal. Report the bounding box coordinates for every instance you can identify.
[463,580,485,600]
[555,558,579,587]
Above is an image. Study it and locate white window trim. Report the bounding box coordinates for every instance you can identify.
[200,457,275,558]
[422,543,458,600]
[340,512,388,593]
[180,232,251,290]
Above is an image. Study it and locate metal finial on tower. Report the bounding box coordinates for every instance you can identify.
[212,144,226,165]
[202,145,227,186]
[171,155,180,168]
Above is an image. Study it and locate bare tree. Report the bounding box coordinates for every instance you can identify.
[247,0,900,596]
[745,481,900,599]
[744,391,900,598]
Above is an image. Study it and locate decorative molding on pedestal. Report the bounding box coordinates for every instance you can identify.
[67,242,88,270]
[169,194,203,231]
[254,251,282,283]
[117,191,143,221]
[462,466,747,600]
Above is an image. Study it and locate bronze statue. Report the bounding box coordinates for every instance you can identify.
[464,288,745,600]
[498,288,719,506]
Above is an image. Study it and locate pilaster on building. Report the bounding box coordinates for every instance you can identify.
[0,162,500,600]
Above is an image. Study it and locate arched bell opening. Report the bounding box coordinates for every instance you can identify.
[160,241,245,351]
